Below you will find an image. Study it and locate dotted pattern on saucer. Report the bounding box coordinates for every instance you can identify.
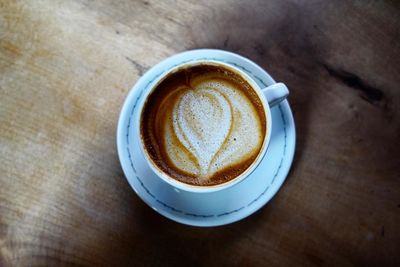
[126,58,287,218]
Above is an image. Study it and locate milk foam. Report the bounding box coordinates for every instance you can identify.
[162,79,264,180]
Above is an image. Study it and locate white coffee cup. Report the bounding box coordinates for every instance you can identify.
[136,60,288,193]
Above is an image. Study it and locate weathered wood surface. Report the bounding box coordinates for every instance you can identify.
[1,0,399,266]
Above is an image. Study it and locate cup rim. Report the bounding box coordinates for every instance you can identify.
[136,59,273,193]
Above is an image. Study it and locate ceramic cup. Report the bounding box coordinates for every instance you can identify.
[135,60,289,193]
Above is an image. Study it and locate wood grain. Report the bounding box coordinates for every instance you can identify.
[1,0,399,266]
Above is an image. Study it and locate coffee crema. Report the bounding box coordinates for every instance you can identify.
[140,64,267,186]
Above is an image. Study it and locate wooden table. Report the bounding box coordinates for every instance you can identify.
[1,0,399,266]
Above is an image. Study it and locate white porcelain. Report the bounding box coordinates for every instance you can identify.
[135,59,288,193]
[117,49,296,226]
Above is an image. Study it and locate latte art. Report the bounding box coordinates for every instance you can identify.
[141,65,266,186]
[172,87,232,177]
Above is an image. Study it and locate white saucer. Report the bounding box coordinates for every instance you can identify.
[117,49,296,227]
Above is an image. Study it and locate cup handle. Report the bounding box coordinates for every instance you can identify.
[262,82,289,107]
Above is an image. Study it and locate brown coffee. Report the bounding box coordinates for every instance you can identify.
[140,64,267,186]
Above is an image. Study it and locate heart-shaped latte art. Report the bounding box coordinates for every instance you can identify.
[141,66,266,186]
[173,88,232,177]
[148,76,264,184]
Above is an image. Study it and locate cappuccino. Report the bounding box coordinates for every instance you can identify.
[140,64,267,186]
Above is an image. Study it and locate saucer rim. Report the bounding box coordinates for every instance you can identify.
[117,49,296,227]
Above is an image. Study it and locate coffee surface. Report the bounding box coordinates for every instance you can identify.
[140,64,266,186]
